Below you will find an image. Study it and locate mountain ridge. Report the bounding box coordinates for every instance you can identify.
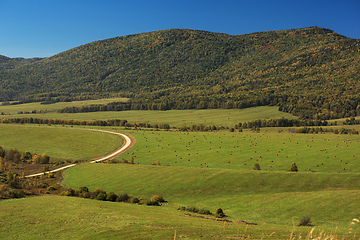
[0,26,359,119]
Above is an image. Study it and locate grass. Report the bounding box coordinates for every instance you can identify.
[63,163,360,227]
[115,128,360,173]
[0,124,123,161]
[1,106,297,128]
[1,114,360,239]
[0,97,128,115]
[0,195,357,239]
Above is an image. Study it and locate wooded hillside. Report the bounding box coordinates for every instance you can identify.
[1,27,359,119]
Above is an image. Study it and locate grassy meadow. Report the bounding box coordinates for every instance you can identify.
[115,129,360,172]
[0,124,123,161]
[2,195,353,240]
[0,97,128,115]
[0,103,360,239]
[1,105,297,128]
[63,128,360,229]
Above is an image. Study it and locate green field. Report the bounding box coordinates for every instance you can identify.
[0,124,123,161]
[0,97,128,115]
[115,129,360,172]
[1,108,360,239]
[2,195,353,240]
[1,106,297,128]
[62,129,360,229]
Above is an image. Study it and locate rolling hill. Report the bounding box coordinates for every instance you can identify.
[1,27,359,119]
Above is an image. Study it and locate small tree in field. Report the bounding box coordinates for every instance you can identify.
[288,162,298,172]
[215,207,225,218]
[253,163,261,170]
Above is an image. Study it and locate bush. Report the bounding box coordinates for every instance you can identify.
[47,172,55,178]
[93,188,106,198]
[78,186,89,193]
[215,207,225,218]
[151,160,161,166]
[288,162,298,172]
[199,208,212,215]
[106,192,118,202]
[96,192,107,201]
[178,206,186,211]
[253,163,261,170]
[130,197,140,204]
[47,185,57,191]
[117,193,129,202]
[150,195,165,203]
[187,206,199,213]
[8,189,25,198]
[298,216,312,226]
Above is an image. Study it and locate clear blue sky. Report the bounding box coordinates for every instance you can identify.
[1,0,359,58]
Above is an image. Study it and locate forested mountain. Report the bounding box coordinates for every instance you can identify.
[0,27,359,119]
[0,55,41,70]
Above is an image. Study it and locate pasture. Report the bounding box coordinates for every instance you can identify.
[0,97,128,115]
[2,195,354,240]
[118,129,360,173]
[62,128,360,230]
[1,105,297,128]
[0,124,123,161]
[1,115,360,239]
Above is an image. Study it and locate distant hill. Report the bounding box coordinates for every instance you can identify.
[0,55,41,70]
[0,27,359,119]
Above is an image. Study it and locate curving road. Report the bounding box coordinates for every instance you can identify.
[25,129,132,178]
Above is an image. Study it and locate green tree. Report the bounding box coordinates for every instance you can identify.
[288,162,298,172]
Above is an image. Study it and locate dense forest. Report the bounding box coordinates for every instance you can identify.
[0,27,359,119]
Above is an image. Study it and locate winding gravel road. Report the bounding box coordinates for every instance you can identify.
[25,129,132,178]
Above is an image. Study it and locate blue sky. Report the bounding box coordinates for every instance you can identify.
[1,0,359,58]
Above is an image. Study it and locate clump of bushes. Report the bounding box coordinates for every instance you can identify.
[178,206,226,218]
[60,187,166,206]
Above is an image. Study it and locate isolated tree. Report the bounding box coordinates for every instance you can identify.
[253,163,261,170]
[215,207,225,218]
[40,153,50,164]
[288,162,298,172]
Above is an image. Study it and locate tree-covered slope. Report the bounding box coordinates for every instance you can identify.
[0,55,41,70]
[1,27,359,119]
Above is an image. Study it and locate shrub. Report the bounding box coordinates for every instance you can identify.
[60,189,75,196]
[106,192,118,202]
[253,163,261,170]
[130,197,140,204]
[8,189,25,198]
[199,209,212,215]
[187,206,199,213]
[78,186,89,193]
[178,206,186,211]
[96,192,107,201]
[117,193,129,202]
[215,207,225,218]
[80,191,92,198]
[47,172,55,178]
[288,162,298,172]
[47,185,57,191]
[151,160,161,166]
[298,216,312,226]
[150,195,165,203]
[93,188,106,197]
